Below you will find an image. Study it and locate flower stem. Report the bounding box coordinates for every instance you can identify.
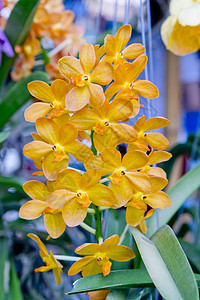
[94,204,103,243]
[90,130,97,155]
[90,130,103,243]
[54,255,81,262]
[119,224,130,245]
[79,222,96,235]
[87,208,95,214]
[99,177,109,184]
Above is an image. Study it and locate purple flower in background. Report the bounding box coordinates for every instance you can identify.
[0,29,14,65]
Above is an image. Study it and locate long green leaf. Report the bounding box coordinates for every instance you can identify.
[0,238,9,299]
[68,269,200,295]
[7,260,23,300]
[146,163,200,237]
[180,239,200,272]
[0,0,40,85]
[132,225,199,300]
[0,131,10,144]
[0,71,48,130]
[68,269,153,295]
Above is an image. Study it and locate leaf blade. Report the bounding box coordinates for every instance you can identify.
[0,0,40,85]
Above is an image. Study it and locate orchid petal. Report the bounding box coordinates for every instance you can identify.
[133,80,159,98]
[79,43,96,74]
[58,56,83,79]
[36,117,59,145]
[65,86,90,111]
[115,24,131,52]
[28,81,55,102]
[19,200,46,219]
[23,180,50,201]
[44,213,66,239]
[122,43,145,59]
[24,103,51,122]
[87,184,116,207]
[90,62,113,85]
[106,245,135,261]
[62,198,87,226]
[46,189,76,209]
[143,117,170,132]
[23,141,52,159]
[145,191,171,209]
[122,150,148,171]
[68,256,95,276]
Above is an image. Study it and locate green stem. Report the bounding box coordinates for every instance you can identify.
[90,130,97,155]
[90,130,103,243]
[94,204,103,243]
[79,222,96,235]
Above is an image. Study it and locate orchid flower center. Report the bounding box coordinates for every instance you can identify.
[109,168,126,185]
[76,191,91,208]
[93,120,110,136]
[71,73,90,87]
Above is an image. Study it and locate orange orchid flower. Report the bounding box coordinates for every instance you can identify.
[103,24,145,67]
[85,147,152,207]
[28,233,63,285]
[68,235,135,277]
[125,200,155,233]
[105,55,159,109]
[127,116,170,152]
[70,98,136,152]
[25,79,70,122]
[46,169,116,226]
[19,181,66,238]
[58,43,114,111]
[125,175,171,232]
[139,150,172,178]
[23,117,92,180]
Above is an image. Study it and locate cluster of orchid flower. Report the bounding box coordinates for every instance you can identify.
[0,0,84,80]
[19,25,171,287]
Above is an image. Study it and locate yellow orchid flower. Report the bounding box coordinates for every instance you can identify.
[23,117,92,180]
[19,181,66,238]
[68,235,135,277]
[46,169,116,226]
[70,98,137,152]
[139,150,172,178]
[103,24,145,67]
[28,233,63,285]
[25,79,70,122]
[58,43,114,111]
[127,116,170,152]
[125,175,171,231]
[105,55,159,111]
[161,0,200,55]
[85,147,152,207]
[125,200,155,233]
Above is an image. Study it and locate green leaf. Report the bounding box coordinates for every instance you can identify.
[0,71,49,130]
[132,225,199,300]
[7,260,23,300]
[0,0,40,85]
[0,238,9,299]
[67,269,200,295]
[146,163,200,237]
[0,176,25,193]
[68,269,152,295]
[180,239,200,272]
[0,131,10,144]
